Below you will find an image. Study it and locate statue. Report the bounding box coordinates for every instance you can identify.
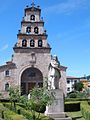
[48,55,61,89]
[28,93,31,100]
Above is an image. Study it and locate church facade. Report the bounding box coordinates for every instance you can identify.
[0,4,67,97]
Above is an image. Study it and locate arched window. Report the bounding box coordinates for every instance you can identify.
[22,39,27,47]
[5,83,9,91]
[30,39,35,47]
[30,15,35,21]
[38,39,42,47]
[26,27,31,34]
[34,27,39,34]
[5,70,9,76]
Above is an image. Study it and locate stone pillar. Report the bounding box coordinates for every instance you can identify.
[45,56,72,120]
[45,89,72,120]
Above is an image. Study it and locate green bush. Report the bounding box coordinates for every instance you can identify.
[4,110,27,120]
[3,102,53,120]
[3,103,32,120]
[16,105,53,120]
[69,93,77,98]
[65,101,80,112]
[0,103,27,120]
[30,102,46,113]
[65,98,90,102]
[81,101,90,120]
[0,103,7,118]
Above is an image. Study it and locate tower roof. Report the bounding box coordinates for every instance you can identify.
[25,4,41,13]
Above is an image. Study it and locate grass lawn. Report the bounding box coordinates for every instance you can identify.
[66,111,85,120]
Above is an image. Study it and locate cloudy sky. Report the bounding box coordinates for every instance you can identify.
[0,0,90,77]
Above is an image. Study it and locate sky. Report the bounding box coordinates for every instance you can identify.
[0,0,90,77]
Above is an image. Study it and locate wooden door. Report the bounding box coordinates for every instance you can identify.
[28,82,36,93]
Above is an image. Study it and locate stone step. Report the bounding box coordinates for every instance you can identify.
[46,113,72,120]
[54,117,72,120]
[47,113,66,118]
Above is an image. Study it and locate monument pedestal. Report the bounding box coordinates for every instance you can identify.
[45,89,72,120]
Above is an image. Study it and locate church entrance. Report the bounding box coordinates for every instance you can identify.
[21,67,43,95]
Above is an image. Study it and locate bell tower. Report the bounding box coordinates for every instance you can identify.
[13,3,50,52]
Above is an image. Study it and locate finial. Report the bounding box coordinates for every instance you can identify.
[31,0,35,7]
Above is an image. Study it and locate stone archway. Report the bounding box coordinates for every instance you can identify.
[21,67,43,95]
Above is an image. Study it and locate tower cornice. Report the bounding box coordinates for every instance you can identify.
[25,6,41,13]
[17,33,48,38]
[21,21,44,25]
[13,47,51,53]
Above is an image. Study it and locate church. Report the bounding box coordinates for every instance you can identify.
[0,3,67,97]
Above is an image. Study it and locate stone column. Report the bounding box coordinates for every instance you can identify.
[45,89,72,120]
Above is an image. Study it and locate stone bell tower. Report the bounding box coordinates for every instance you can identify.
[12,3,51,95]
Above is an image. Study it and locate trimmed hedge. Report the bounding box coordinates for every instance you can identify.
[0,103,27,120]
[65,101,80,112]
[65,98,90,102]
[3,103,53,120]
[81,101,90,120]
[4,111,27,120]
[3,103,32,120]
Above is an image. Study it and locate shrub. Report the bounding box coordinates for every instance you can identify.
[81,101,90,120]
[65,98,90,102]
[4,110,27,120]
[0,103,27,120]
[28,102,46,113]
[2,103,32,120]
[3,102,53,120]
[65,101,80,112]
[69,93,77,98]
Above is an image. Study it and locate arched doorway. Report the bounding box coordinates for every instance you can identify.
[21,67,43,95]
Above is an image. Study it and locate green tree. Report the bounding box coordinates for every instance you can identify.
[20,87,55,120]
[8,86,20,111]
[73,81,84,91]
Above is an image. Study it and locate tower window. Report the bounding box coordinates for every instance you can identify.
[26,27,31,34]
[38,39,42,47]
[30,15,35,21]
[30,39,35,47]
[67,87,70,91]
[34,27,39,34]
[22,39,27,47]
[5,83,9,91]
[5,70,10,76]
[67,80,70,84]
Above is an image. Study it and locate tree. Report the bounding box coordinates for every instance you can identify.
[73,81,84,91]
[8,86,20,111]
[20,87,55,120]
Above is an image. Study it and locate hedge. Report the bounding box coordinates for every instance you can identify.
[81,101,90,120]
[65,98,90,102]
[65,101,80,112]
[0,103,27,120]
[4,111,27,120]
[3,103,32,120]
[3,102,53,120]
